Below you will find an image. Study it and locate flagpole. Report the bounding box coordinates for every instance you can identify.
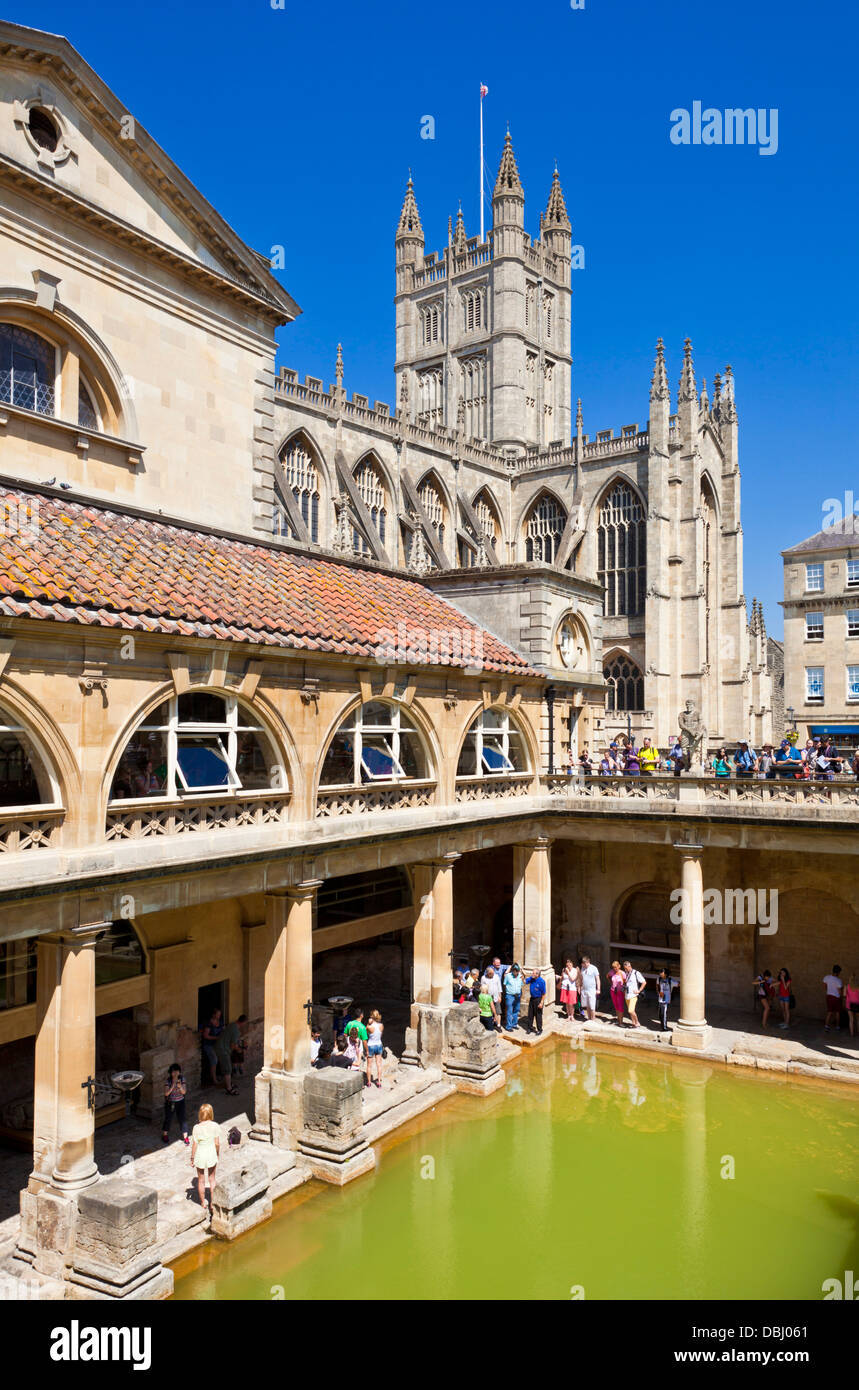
[479,84,484,243]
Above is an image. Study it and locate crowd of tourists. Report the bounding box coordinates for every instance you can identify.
[754,963,859,1034]
[568,736,859,780]
[451,956,677,1034]
[310,1007,386,1088]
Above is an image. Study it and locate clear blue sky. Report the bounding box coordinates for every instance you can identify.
[12,0,858,635]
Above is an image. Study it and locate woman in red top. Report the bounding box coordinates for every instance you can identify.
[608,960,627,1026]
[776,968,792,1028]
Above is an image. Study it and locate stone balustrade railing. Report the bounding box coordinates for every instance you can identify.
[454,774,534,803]
[315,780,437,818]
[0,807,64,853]
[105,793,291,840]
[541,773,859,808]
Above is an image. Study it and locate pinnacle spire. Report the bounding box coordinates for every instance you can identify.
[396,175,423,238]
[678,337,696,404]
[453,203,467,254]
[493,130,524,197]
[544,166,570,229]
[576,397,584,431]
[650,338,670,402]
[699,376,709,411]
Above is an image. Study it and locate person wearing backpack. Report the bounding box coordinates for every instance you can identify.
[622,959,647,1028]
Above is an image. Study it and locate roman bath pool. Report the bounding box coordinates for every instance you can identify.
[171,1041,858,1301]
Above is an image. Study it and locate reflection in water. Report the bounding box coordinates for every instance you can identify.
[172,1042,857,1302]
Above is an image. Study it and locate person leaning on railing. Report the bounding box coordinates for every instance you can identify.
[734,741,757,779]
[639,738,661,776]
[711,747,733,777]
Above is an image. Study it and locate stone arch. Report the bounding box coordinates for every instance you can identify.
[274,428,331,546]
[518,487,568,564]
[100,683,301,825]
[0,678,78,814]
[415,468,452,547]
[593,475,647,618]
[470,485,505,551]
[552,609,592,673]
[0,290,139,438]
[603,648,644,712]
[313,693,442,801]
[452,699,539,779]
[352,450,392,555]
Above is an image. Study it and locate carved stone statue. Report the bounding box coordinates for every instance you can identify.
[678,698,707,772]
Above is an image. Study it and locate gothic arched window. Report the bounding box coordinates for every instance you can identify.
[416,367,443,430]
[462,288,484,333]
[459,355,487,439]
[418,474,446,546]
[597,481,646,617]
[604,654,644,712]
[420,301,441,346]
[524,492,566,564]
[353,458,387,556]
[275,436,321,543]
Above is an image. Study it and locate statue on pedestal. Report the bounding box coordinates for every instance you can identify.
[678,698,707,772]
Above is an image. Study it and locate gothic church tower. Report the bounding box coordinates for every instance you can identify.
[394,134,572,452]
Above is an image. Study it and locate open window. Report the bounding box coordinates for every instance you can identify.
[457,707,528,777]
[319,701,429,787]
[108,692,285,801]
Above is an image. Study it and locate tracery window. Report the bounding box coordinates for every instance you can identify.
[416,366,444,429]
[597,482,646,617]
[543,291,553,340]
[275,436,321,542]
[417,474,446,545]
[459,354,486,439]
[525,282,536,330]
[524,492,566,564]
[457,707,527,776]
[419,301,441,346]
[462,288,484,333]
[352,458,387,556]
[108,692,285,801]
[604,654,644,712]
[320,701,429,786]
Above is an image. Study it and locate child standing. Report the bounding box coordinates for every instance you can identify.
[366,1010,384,1089]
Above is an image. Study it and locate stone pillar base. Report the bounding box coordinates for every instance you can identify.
[16,1185,76,1280]
[67,1264,174,1301]
[445,1066,506,1098]
[407,1002,451,1069]
[297,1070,374,1186]
[249,1068,305,1149]
[671,1022,713,1051]
[298,1140,376,1186]
[443,1003,505,1095]
[210,1160,272,1239]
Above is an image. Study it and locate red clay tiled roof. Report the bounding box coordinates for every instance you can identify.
[0,489,536,675]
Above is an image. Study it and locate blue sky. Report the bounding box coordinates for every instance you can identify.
[13,0,858,634]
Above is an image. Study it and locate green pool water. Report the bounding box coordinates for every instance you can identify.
[171,1041,859,1301]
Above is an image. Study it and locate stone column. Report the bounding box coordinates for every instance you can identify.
[34,925,106,1193]
[17,923,106,1277]
[403,852,459,1067]
[513,837,555,1013]
[430,852,459,1007]
[671,843,712,1050]
[251,882,319,1148]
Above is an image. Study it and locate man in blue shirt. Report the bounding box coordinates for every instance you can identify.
[503,963,523,1030]
[735,741,757,779]
[526,969,547,1035]
[774,739,803,779]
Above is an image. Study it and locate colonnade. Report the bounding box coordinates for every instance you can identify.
[12,836,712,1272]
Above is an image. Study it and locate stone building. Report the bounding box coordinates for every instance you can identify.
[0,22,846,1299]
[781,516,859,749]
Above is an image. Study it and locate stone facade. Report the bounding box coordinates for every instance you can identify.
[781,518,859,747]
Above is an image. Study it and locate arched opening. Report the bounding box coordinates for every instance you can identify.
[319,700,430,787]
[459,487,502,567]
[555,613,590,672]
[612,884,679,982]
[604,652,644,712]
[0,315,123,435]
[108,691,286,802]
[456,706,529,777]
[524,491,566,564]
[275,433,324,544]
[0,705,58,808]
[597,480,646,617]
[352,456,388,556]
[416,472,448,548]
